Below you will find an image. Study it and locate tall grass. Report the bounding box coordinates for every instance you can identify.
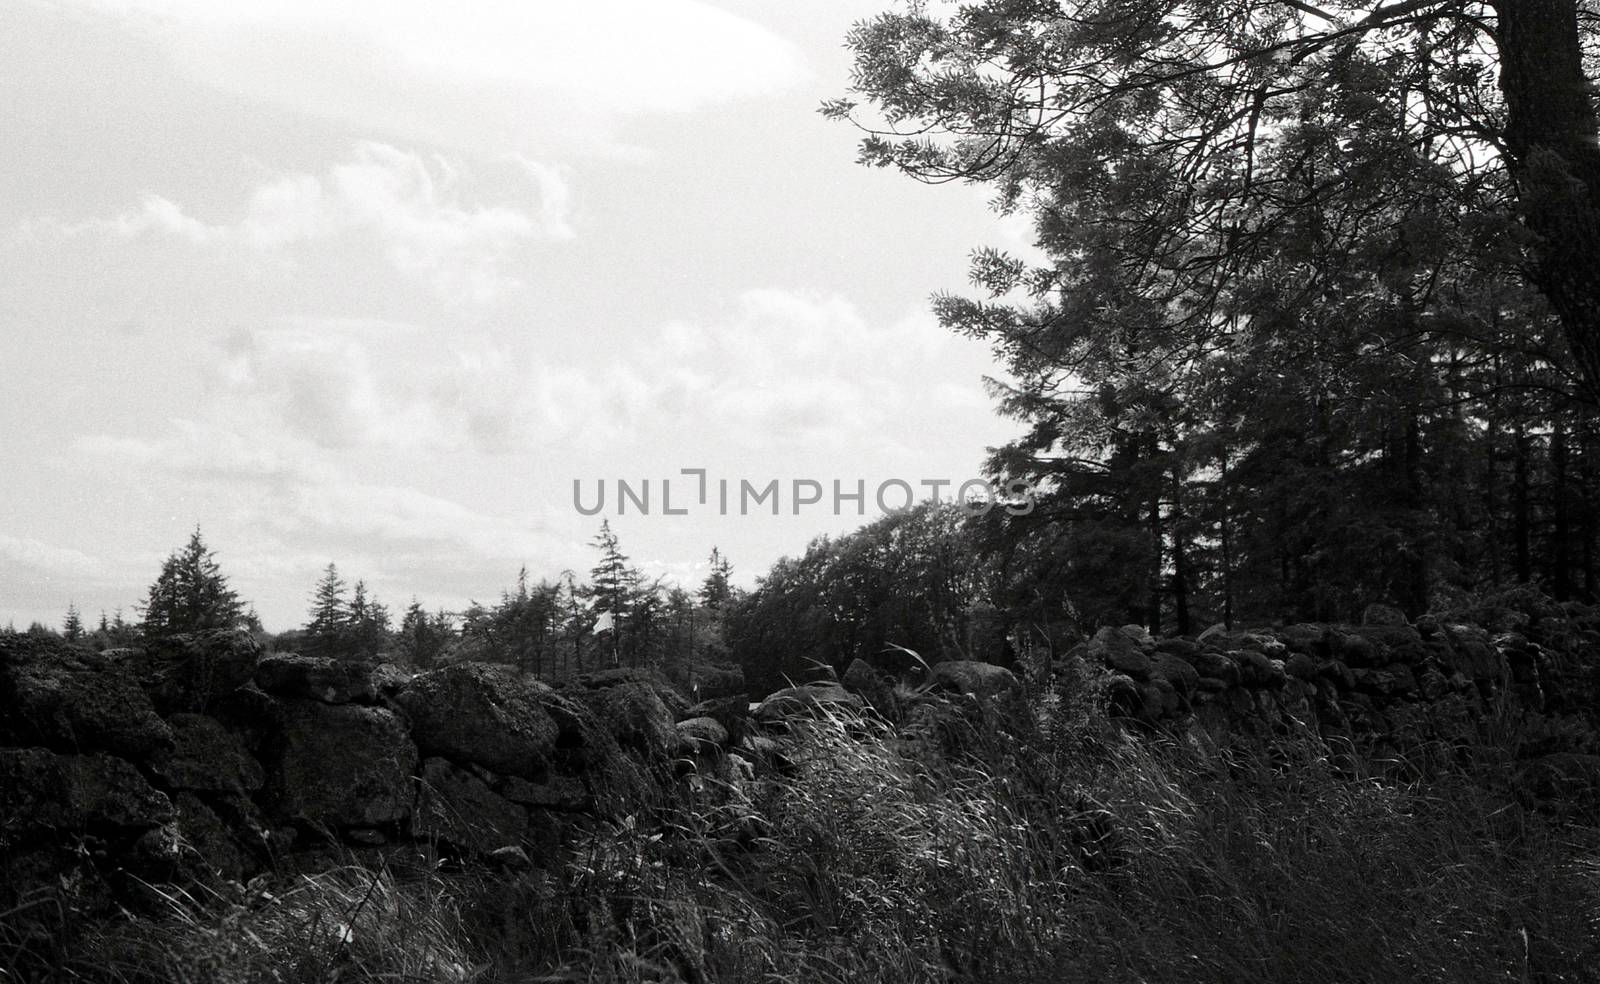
[51,685,1600,984]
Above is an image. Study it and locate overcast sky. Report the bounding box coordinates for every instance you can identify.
[2,0,1029,631]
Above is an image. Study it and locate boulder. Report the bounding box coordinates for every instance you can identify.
[135,630,261,713]
[684,663,747,701]
[1440,624,1506,680]
[1154,637,1201,659]
[841,657,893,707]
[500,774,590,812]
[1232,650,1286,689]
[261,699,417,827]
[0,636,172,760]
[1151,653,1201,695]
[397,663,559,779]
[1362,603,1411,627]
[413,757,528,854]
[172,792,253,882]
[254,653,380,705]
[1190,649,1240,687]
[677,716,730,752]
[0,748,174,844]
[928,660,1022,703]
[147,713,264,795]
[579,680,678,756]
[1284,652,1319,682]
[1088,626,1153,679]
[753,682,863,725]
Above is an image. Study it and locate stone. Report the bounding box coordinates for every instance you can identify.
[500,775,590,812]
[261,699,417,827]
[1232,650,1286,689]
[1088,626,1152,679]
[677,716,730,752]
[172,792,253,882]
[1190,650,1240,686]
[1440,624,1506,680]
[1151,653,1200,695]
[1284,652,1318,682]
[841,657,892,706]
[344,827,388,847]
[1349,625,1429,666]
[753,682,863,724]
[414,757,527,854]
[1362,603,1411,627]
[684,663,746,701]
[147,713,265,795]
[927,660,1022,703]
[0,635,172,760]
[0,748,174,844]
[1154,637,1201,659]
[397,663,559,779]
[254,653,380,704]
[1281,623,1331,657]
[135,630,261,714]
[580,680,679,756]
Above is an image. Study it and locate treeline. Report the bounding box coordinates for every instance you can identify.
[17,524,744,694]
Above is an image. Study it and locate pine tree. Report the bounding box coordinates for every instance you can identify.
[62,602,84,642]
[139,528,246,637]
[699,547,734,611]
[306,563,348,657]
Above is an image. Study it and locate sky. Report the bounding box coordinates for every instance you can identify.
[1,0,1031,632]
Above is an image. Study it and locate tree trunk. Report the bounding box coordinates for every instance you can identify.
[1492,0,1600,401]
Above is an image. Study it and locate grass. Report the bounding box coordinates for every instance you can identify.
[31,677,1600,984]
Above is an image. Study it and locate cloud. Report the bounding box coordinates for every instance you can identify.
[200,289,997,461]
[69,0,809,156]
[20,143,571,302]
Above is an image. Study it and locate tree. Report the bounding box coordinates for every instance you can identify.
[347,580,392,661]
[139,528,246,637]
[305,563,348,657]
[699,547,734,611]
[397,600,453,670]
[828,0,1600,400]
[62,603,83,643]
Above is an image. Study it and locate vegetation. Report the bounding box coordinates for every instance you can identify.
[43,677,1600,983]
[824,0,1600,634]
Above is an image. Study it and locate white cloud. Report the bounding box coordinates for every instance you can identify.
[21,143,570,302]
[70,0,809,156]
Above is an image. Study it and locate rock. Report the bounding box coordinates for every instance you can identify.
[172,792,253,882]
[841,657,893,706]
[684,663,746,701]
[1088,626,1153,679]
[580,681,678,756]
[1190,650,1240,687]
[1317,657,1355,691]
[1284,652,1318,682]
[135,630,261,713]
[1145,677,1182,717]
[1154,637,1201,659]
[677,716,730,752]
[1232,650,1286,689]
[397,663,559,779]
[255,653,380,705]
[500,775,590,812]
[1281,624,1331,657]
[0,748,174,844]
[928,661,1022,703]
[683,696,751,749]
[343,827,388,847]
[753,682,863,725]
[261,699,417,827]
[413,757,528,854]
[0,635,172,760]
[1362,603,1411,627]
[1101,672,1147,720]
[488,845,533,870]
[147,713,264,795]
[1151,653,1200,695]
[1441,624,1506,680]
[1350,625,1429,666]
